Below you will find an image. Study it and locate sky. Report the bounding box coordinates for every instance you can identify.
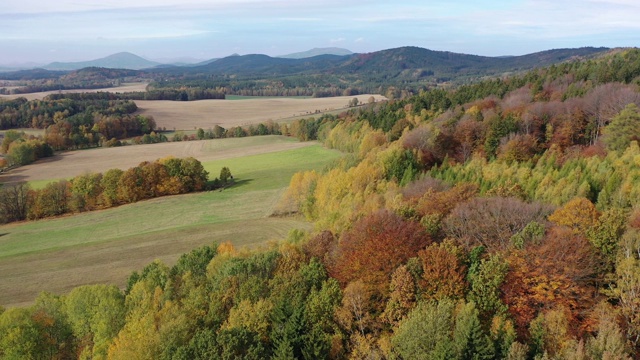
[1,0,639,65]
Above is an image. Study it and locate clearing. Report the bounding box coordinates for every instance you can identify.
[0,140,342,307]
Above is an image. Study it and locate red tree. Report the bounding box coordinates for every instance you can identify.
[330,210,431,297]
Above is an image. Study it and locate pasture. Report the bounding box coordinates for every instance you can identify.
[135,94,386,130]
[0,139,342,307]
[0,135,311,185]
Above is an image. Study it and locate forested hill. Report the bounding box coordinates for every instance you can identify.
[158,46,611,81]
[2,46,612,89]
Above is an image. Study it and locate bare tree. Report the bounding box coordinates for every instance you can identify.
[443,197,553,252]
[0,182,31,222]
[583,83,640,144]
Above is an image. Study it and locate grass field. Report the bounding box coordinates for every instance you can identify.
[0,135,313,186]
[0,139,342,307]
[136,94,386,131]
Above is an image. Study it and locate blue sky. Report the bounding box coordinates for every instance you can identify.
[1,0,639,65]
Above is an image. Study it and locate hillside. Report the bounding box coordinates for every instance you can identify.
[337,46,611,80]
[44,52,160,70]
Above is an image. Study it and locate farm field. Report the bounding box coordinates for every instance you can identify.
[135,94,386,130]
[0,135,311,185]
[0,141,342,307]
[0,82,149,101]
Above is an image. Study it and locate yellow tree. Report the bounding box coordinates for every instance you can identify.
[548,197,599,235]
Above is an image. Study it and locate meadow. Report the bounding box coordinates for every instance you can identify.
[0,139,342,307]
[0,135,312,186]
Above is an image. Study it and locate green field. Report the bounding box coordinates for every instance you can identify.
[0,143,341,307]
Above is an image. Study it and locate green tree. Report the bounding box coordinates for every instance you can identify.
[7,140,35,166]
[467,255,508,322]
[70,172,103,212]
[453,302,494,360]
[31,292,75,359]
[171,244,217,279]
[99,168,124,207]
[65,284,126,358]
[603,104,640,152]
[220,166,232,185]
[1,130,24,153]
[0,307,43,359]
[391,299,455,359]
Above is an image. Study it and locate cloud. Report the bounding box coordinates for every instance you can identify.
[355,37,365,43]
[427,0,640,43]
[330,37,346,44]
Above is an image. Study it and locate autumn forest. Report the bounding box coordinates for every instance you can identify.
[1,48,640,359]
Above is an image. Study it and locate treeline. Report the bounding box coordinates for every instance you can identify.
[148,75,410,99]
[0,96,158,153]
[0,157,212,223]
[181,115,335,142]
[46,88,225,101]
[0,82,114,95]
[0,96,138,129]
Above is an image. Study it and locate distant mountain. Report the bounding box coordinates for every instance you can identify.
[44,52,160,71]
[162,46,610,83]
[278,47,354,59]
[151,56,205,66]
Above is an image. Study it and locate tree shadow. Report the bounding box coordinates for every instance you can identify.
[229,178,253,190]
[207,178,254,191]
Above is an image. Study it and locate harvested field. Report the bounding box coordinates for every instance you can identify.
[136,94,386,130]
[0,82,149,101]
[0,135,310,185]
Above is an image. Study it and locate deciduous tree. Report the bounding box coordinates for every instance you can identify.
[330,210,430,297]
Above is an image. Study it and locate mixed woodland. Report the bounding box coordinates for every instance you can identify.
[1,49,640,359]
